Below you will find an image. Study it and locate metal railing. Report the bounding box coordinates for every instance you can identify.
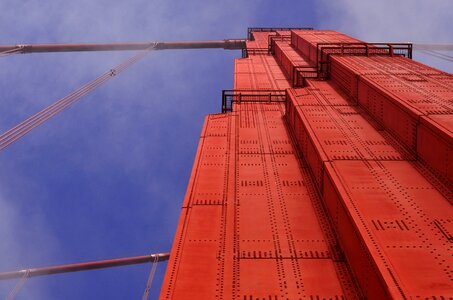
[222,90,286,113]
[247,27,313,41]
[316,42,413,78]
[243,27,312,57]
[268,34,292,54]
[292,66,319,87]
[244,31,413,89]
[288,42,413,87]
[242,48,269,58]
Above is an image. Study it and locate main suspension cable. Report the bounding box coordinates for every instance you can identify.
[0,43,156,151]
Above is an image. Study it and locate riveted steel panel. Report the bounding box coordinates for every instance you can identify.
[305,80,357,106]
[274,41,311,82]
[323,160,453,299]
[287,88,320,106]
[331,56,453,113]
[291,30,362,65]
[330,57,361,99]
[297,105,411,160]
[358,76,418,150]
[163,100,362,298]
[162,29,453,299]
[418,115,453,187]
[170,239,221,299]
[234,73,254,89]
[286,84,413,191]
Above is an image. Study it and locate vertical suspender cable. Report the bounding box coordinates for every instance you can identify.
[5,270,29,300]
[141,254,159,300]
[0,47,22,57]
[0,43,156,151]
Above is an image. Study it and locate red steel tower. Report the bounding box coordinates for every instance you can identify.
[160,28,453,299]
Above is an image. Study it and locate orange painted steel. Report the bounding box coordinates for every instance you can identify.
[286,80,452,298]
[273,41,311,85]
[291,30,363,65]
[161,28,453,299]
[330,55,453,187]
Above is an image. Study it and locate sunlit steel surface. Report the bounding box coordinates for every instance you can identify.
[161,28,452,299]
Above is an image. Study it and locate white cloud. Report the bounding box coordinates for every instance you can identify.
[0,1,259,298]
[316,0,453,72]
[0,191,59,299]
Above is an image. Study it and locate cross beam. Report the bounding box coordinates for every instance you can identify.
[0,252,170,280]
[0,40,246,54]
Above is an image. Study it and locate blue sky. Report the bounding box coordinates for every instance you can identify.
[0,1,452,299]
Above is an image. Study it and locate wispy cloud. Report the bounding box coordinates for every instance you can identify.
[0,1,258,298]
[0,190,59,299]
[316,0,453,72]
[5,1,451,298]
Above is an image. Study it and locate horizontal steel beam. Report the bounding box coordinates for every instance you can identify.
[0,252,170,280]
[0,39,246,54]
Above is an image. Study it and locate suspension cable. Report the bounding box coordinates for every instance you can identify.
[420,50,453,63]
[0,43,157,151]
[428,50,453,60]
